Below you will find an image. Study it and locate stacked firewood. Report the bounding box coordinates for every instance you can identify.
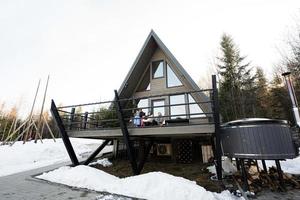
[234,165,300,194]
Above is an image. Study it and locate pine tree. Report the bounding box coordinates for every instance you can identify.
[217,34,252,121]
[254,67,269,117]
[268,74,294,122]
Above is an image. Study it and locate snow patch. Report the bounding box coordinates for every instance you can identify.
[208,153,300,175]
[89,158,112,167]
[208,157,237,175]
[0,138,112,177]
[37,165,243,200]
[258,155,300,175]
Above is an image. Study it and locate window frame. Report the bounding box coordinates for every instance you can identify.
[169,94,187,119]
[151,60,165,79]
[166,62,183,88]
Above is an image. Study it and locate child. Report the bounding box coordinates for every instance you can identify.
[133,110,141,127]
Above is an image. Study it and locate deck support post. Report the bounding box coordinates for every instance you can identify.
[261,160,268,172]
[240,158,249,191]
[255,160,260,173]
[113,139,119,158]
[212,75,222,180]
[137,140,153,174]
[236,158,240,171]
[275,160,285,189]
[83,139,111,165]
[114,90,138,175]
[50,100,79,166]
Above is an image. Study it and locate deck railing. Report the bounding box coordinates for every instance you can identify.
[55,89,215,131]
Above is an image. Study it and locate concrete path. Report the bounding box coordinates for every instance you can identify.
[0,159,139,200]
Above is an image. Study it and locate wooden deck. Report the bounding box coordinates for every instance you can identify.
[68,124,215,139]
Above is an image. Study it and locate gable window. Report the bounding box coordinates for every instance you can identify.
[170,94,186,119]
[146,83,150,90]
[188,94,205,118]
[152,60,164,78]
[167,63,183,87]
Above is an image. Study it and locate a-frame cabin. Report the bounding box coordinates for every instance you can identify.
[51,30,220,171]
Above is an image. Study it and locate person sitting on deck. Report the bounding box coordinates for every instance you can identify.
[139,109,146,127]
[143,112,158,126]
[155,112,165,127]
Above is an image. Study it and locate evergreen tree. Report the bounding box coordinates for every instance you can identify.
[253,67,269,117]
[268,74,294,122]
[217,34,253,121]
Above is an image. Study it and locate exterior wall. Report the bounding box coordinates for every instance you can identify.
[133,47,187,97]
[132,46,208,124]
[133,47,184,117]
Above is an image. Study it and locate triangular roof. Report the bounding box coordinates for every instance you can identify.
[117,30,211,113]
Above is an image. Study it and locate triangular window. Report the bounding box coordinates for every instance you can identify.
[188,94,205,118]
[152,60,164,78]
[146,83,150,90]
[167,63,183,87]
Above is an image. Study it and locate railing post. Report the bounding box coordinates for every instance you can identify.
[212,75,222,180]
[114,90,138,175]
[70,107,75,130]
[51,100,79,166]
[83,112,88,129]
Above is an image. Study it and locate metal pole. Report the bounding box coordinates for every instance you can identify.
[35,75,50,143]
[261,160,268,172]
[50,100,79,166]
[282,72,300,127]
[275,160,285,189]
[137,140,153,174]
[114,90,138,175]
[236,158,240,171]
[212,75,222,180]
[24,79,41,143]
[240,158,249,191]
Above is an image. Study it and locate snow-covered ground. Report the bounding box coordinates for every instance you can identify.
[0,138,112,177]
[207,157,238,175]
[260,156,300,175]
[89,158,113,167]
[208,153,300,175]
[37,165,243,200]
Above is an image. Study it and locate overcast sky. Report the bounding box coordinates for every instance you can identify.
[0,0,299,116]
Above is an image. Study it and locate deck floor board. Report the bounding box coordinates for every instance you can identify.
[68,124,215,139]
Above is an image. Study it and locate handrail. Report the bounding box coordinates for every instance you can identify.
[57,89,212,109]
[55,87,216,132]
